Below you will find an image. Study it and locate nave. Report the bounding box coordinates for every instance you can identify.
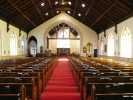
[41,56,81,100]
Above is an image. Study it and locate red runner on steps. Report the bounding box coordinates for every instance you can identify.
[41,56,81,100]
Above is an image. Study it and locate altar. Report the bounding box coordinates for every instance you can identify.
[57,48,70,55]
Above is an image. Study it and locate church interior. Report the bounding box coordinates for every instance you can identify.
[0,0,133,100]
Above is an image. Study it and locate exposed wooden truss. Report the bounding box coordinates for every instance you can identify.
[0,0,132,35]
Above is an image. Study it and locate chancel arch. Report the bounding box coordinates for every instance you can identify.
[44,20,83,55]
[121,26,131,58]
[47,23,80,55]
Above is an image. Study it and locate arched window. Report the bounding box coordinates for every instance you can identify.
[0,31,1,56]
[57,28,70,48]
[121,27,131,57]
[101,37,104,55]
[21,36,25,54]
[10,32,16,55]
[108,32,114,56]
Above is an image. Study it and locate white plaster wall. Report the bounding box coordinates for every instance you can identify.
[0,34,1,56]
[28,12,98,56]
[77,35,80,53]
[98,17,133,58]
[70,33,78,53]
[49,33,57,53]
[0,19,28,56]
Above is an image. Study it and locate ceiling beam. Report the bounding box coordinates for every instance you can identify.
[19,22,30,37]
[20,10,52,33]
[30,0,45,22]
[82,0,95,22]
[79,0,115,26]
[73,0,79,17]
[74,10,104,31]
[104,30,106,38]
[48,0,54,17]
[48,38,80,40]
[90,1,117,27]
[7,0,46,31]
[115,0,133,15]
[6,0,36,32]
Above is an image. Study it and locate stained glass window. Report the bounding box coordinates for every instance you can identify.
[121,27,131,57]
[101,37,104,55]
[21,36,25,54]
[57,28,70,48]
[57,29,69,38]
[58,31,63,38]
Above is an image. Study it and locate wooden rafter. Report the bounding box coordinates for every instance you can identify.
[82,0,95,22]
[90,1,117,27]
[115,0,133,15]
[48,0,54,17]
[30,0,45,22]
[84,16,104,32]
[79,0,115,26]
[6,0,36,31]
[3,0,133,35]
[73,0,78,17]
[20,9,52,33]
[7,0,45,31]
[74,10,104,32]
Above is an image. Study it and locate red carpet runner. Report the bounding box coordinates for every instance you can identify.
[41,56,81,100]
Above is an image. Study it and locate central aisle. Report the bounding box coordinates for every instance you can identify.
[41,56,81,100]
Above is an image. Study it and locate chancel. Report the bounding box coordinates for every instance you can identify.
[1,0,133,100]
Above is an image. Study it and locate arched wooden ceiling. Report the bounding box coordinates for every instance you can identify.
[0,0,133,35]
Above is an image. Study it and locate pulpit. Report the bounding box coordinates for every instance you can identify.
[36,46,44,57]
[45,50,51,57]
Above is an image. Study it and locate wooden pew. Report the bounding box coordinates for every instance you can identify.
[89,84,133,100]
[0,85,28,100]
[68,56,133,100]
[79,72,133,99]
[0,77,36,100]
[0,56,58,100]
[83,76,133,100]
[0,75,42,100]
[0,71,46,92]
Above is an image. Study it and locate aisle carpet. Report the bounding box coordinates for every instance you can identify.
[41,56,81,100]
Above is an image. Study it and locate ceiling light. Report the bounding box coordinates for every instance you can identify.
[57,11,59,13]
[46,13,48,16]
[68,1,71,5]
[78,13,81,16]
[41,3,44,7]
[55,1,58,5]
[82,4,85,8]
[68,11,70,14]
[61,11,62,12]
